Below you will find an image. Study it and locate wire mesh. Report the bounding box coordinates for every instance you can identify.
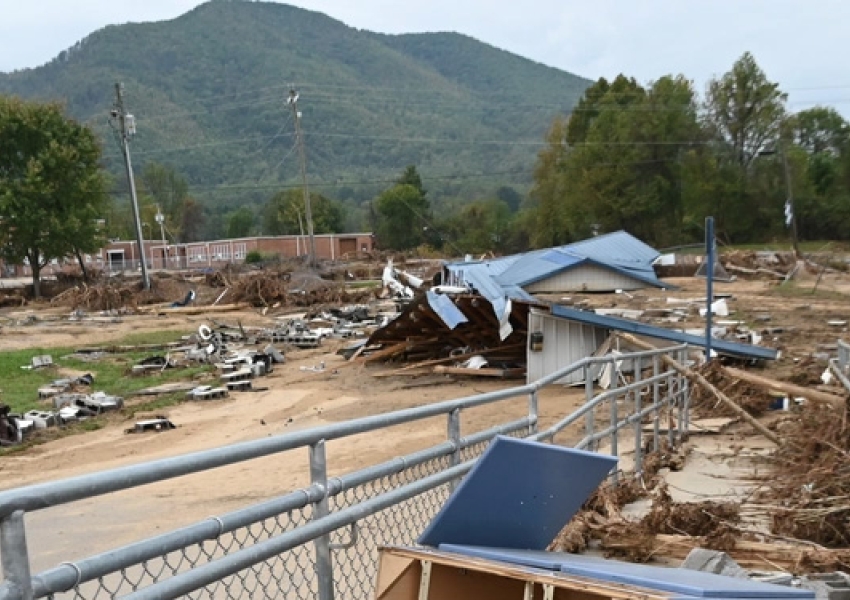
[61,507,314,600]
[19,367,689,600]
[328,455,455,600]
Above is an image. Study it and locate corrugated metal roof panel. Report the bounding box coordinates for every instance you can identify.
[426,290,468,330]
[567,230,660,267]
[550,304,778,360]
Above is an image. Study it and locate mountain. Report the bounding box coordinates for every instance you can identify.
[0,0,590,228]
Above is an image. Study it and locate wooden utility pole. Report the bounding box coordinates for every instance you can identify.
[111,83,150,289]
[287,88,317,268]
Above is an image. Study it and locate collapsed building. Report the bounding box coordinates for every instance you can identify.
[365,231,777,379]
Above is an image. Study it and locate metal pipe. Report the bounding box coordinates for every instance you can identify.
[527,392,538,436]
[584,364,594,448]
[309,441,334,600]
[0,511,33,600]
[447,409,462,491]
[705,216,714,363]
[634,356,643,475]
[0,347,686,518]
[653,355,660,451]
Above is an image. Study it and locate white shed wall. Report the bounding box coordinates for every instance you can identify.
[524,264,646,293]
[526,310,609,385]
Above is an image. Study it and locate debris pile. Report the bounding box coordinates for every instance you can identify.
[759,401,850,548]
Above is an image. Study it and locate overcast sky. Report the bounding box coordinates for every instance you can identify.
[1,0,848,114]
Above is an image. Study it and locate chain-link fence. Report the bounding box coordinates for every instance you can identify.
[0,345,690,600]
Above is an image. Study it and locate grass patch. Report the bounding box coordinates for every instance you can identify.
[1,329,212,414]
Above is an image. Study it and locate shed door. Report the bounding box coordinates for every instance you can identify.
[339,237,357,255]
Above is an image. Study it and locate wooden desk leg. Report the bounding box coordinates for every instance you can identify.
[418,560,432,600]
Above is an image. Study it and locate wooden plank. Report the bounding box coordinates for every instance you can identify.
[433,366,526,378]
[375,343,526,376]
[375,553,418,598]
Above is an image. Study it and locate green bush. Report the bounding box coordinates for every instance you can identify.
[245,250,264,264]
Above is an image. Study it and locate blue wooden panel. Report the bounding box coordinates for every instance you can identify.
[418,436,617,549]
[437,545,813,599]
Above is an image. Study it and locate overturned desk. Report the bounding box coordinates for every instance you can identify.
[375,545,813,600]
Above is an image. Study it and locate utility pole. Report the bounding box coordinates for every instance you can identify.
[111,83,150,289]
[287,87,317,268]
[155,205,167,270]
[780,147,801,259]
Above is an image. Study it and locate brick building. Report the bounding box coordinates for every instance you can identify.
[4,233,374,277]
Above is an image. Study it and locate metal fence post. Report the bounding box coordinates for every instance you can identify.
[1,510,34,600]
[309,440,334,600]
[447,409,462,491]
[653,355,660,451]
[667,371,676,447]
[634,356,643,476]
[584,364,594,447]
[679,347,689,438]
[527,392,538,437]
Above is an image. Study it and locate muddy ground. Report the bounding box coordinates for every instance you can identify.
[0,269,848,573]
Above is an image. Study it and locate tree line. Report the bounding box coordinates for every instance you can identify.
[3,51,848,298]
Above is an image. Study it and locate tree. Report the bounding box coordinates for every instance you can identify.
[226,207,255,239]
[698,53,787,242]
[531,75,700,247]
[704,52,786,169]
[375,183,430,250]
[0,96,109,296]
[396,165,427,198]
[262,189,344,235]
[179,197,206,242]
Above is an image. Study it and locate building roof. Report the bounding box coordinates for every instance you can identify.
[447,231,668,292]
[550,304,778,361]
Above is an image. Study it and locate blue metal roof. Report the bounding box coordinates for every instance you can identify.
[550,304,778,360]
[426,290,468,330]
[448,231,668,292]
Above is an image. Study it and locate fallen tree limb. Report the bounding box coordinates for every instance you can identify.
[142,303,250,316]
[646,534,850,572]
[616,333,782,445]
[723,366,846,410]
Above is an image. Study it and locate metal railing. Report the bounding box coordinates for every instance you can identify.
[0,345,691,600]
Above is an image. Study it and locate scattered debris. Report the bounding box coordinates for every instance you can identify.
[125,417,177,434]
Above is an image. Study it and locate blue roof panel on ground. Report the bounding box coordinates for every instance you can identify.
[418,436,617,549]
[551,304,778,361]
[436,546,813,599]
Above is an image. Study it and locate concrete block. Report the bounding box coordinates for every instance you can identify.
[681,548,748,579]
[799,573,850,600]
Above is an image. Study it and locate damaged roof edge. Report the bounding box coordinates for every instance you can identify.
[426,290,469,330]
[550,304,779,361]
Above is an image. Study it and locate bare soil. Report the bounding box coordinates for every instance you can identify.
[2,270,848,572]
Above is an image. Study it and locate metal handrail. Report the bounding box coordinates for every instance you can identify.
[0,343,689,600]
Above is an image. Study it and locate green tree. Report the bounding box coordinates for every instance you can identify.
[226,206,255,238]
[0,96,109,296]
[702,52,787,242]
[180,197,206,242]
[375,183,430,250]
[262,189,344,235]
[531,75,700,247]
